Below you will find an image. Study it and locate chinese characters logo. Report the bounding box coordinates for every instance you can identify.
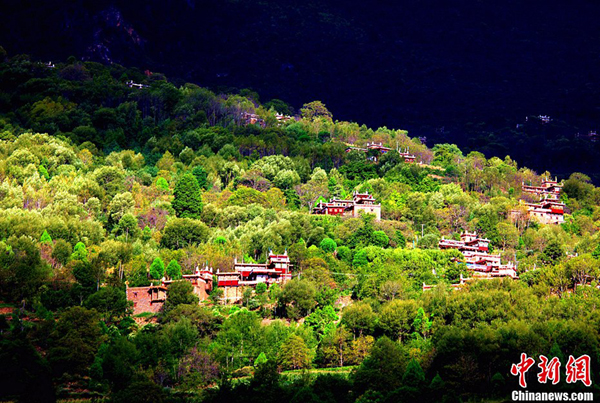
[510,353,591,388]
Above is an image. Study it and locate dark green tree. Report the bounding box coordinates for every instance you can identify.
[541,239,564,265]
[172,172,203,219]
[402,358,426,388]
[52,239,72,266]
[352,336,407,395]
[49,306,105,376]
[0,236,50,303]
[160,218,209,249]
[84,287,131,323]
[164,280,199,311]
[279,279,317,320]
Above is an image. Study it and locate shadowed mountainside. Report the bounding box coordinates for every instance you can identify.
[2,0,600,179]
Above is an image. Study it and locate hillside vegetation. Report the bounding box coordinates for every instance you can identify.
[1,54,600,402]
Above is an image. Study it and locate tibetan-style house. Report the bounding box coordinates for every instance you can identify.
[313,191,382,221]
[438,231,518,280]
[345,142,417,163]
[521,178,563,197]
[127,266,214,315]
[217,251,293,303]
[510,197,566,225]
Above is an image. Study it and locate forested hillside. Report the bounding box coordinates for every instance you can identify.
[3,0,600,181]
[1,53,600,402]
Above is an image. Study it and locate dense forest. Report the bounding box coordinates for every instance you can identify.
[3,0,600,181]
[1,51,600,402]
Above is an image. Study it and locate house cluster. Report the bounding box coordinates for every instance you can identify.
[512,179,565,225]
[127,266,214,315]
[240,112,294,127]
[126,80,149,89]
[345,142,416,163]
[576,131,599,142]
[275,112,294,123]
[313,191,382,221]
[438,231,518,280]
[241,112,266,127]
[537,115,552,124]
[521,178,562,197]
[126,252,292,315]
[216,251,292,303]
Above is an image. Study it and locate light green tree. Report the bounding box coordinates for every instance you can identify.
[40,230,53,245]
[166,259,183,280]
[149,257,165,280]
[278,334,312,370]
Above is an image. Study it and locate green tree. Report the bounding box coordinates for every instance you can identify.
[342,302,376,338]
[563,173,594,202]
[40,230,53,245]
[541,239,564,265]
[412,307,433,339]
[172,173,203,219]
[254,352,268,367]
[305,305,339,337]
[372,231,389,248]
[0,237,50,303]
[378,299,418,342]
[402,358,426,388]
[352,336,407,395]
[336,246,352,263]
[300,101,333,121]
[164,280,199,311]
[177,347,220,389]
[273,169,301,189]
[279,279,317,320]
[71,241,88,261]
[160,218,209,249]
[319,237,337,253]
[156,177,169,192]
[100,337,138,391]
[114,213,141,241]
[228,186,269,207]
[395,231,407,248]
[149,257,165,280]
[352,249,369,267]
[166,259,182,280]
[52,239,72,266]
[256,282,268,295]
[49,306,104,376]
[108,192,135,226]
[163,317,199,357]
[192,165,209,190]
[84,286,130,323]
[592,243,600,260]
[278,334,312,370]
[213,309,263,368]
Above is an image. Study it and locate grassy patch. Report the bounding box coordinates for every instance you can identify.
[281,366,356,380]
[133,311,156,318]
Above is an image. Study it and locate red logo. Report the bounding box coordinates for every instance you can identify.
[537,355,561,385]
[511,353,592,388]
[511,353,536,388]
[565,355,591,387]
